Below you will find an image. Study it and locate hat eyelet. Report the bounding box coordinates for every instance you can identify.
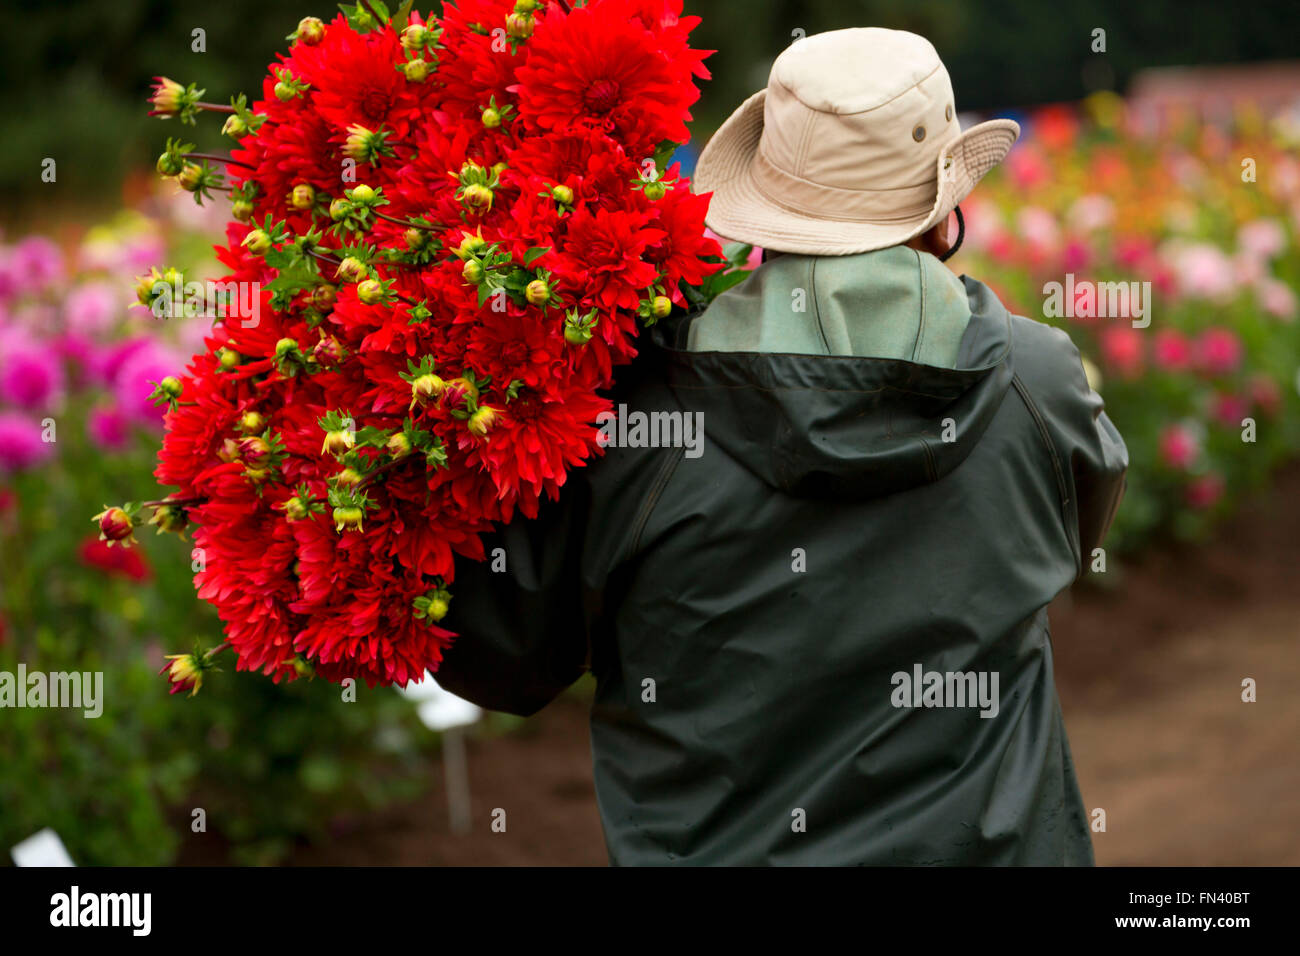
[945,104,953,122]
[912,125,926,142]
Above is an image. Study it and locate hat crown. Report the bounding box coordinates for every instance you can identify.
[771,28,947,115]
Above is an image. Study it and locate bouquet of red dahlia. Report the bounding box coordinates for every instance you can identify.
[101,0,745,694]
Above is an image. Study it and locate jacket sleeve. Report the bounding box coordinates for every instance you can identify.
[1040,326,1130,566]
[431,479,591,717]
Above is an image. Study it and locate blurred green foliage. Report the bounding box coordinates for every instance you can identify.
[1,0,1296,220]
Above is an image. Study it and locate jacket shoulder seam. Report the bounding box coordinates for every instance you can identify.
[1010,373,1081,574]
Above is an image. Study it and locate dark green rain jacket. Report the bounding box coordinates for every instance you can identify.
[435,248,1128,866]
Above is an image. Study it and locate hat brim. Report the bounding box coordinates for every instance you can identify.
[693,89,1020,255]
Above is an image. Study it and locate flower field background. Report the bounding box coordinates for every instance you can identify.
[1,1,1297,866]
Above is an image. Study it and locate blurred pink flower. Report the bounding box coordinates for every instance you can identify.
[1062,238,1092,272]
[63,280,124,337]
[1169,243,1237,301]
[1066,195,1114,233]
[1249,375,1282,417]
[1113,236,1154,270]
[1196,327,1243,375]
[1237,219,1286,261]
[112,340,181,425]
[1006,145,1050,190]
[0,411,55,472]
[10,236,64,292]
[0,344,64,410]
[87,406,131,450]
[1158,423,1200,470]
[1185,473,1225,510]
[1016,207,1060,257]
[1256,277,1296,321]
[1099,325,1144,378]
[1210,392,1250,428]
[1152,329,1193,371]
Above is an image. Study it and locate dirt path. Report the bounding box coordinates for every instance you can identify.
[278,468,1300,866]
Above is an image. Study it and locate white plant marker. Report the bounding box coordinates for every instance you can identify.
[397,673,482,835]
[12,828,75,867]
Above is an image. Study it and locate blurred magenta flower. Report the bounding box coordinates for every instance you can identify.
[1152,329,1193,371]
[0,343,65,410]
[1237,219,1286,260]
[10,236,64,292]
[112,339,181,425]
[63,280,124,336]
[1185,474,1225,510]
[1099,325,1144,378]
[0,411,55,471]
[1210,392,1250,428]
[1169,242,1237,301]
[87,405,131,450]
[1159,423,1200,470]
[1196,327,1244,375]
[1255,277,1296,320]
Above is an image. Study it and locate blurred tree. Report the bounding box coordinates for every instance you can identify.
[0,0,1295,217]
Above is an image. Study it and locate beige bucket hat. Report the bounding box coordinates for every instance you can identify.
[694,27,1020,255]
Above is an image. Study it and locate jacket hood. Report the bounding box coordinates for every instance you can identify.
[653,275,1015,500]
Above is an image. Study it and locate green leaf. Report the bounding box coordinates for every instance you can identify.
[523,246,550,266]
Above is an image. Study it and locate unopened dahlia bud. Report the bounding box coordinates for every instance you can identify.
[239,410,265,432]
[231,199,255,222]
[221,114,249,138]
[414,587,453,622]
[410,373,446,408]
[481,106,502,128]
[515,0,541,12]
[217,437,241,462]
[160,653,205,697]
[402,59,431,83]
[333,505,364,533]
[148,77,188,118]
[274,338,300,361]
[237,434,271,464]
[551,184,574,205]
[148,501,189,537]
[321,427,355,457]
[312,336,343,365]
[404,227,428,251]
[385,432,411,457]
[312,285,339,311]
[525,278,551,306]
[563,309,598,346]
[402,23,431,51]
[334,467,363,487]
[217,348,241,371]
[462,259,485,284]
[242,229,273,255]
[506,12,535,39]
[335,256,368,283]
[290,183,315,210]
[442,376,479,408]
[157,375,183,400]
[292,16,325,45]
[455,232,487,258]
[343,124,392,164]
[177,163,204,192]
[462,184,493,210]
[93,506,135,545]
[652,295,673,320]
[156,150,185,177]
[467,404,499,437]
[329,197,351,221]
[350,184,376,203]
[356,279,385,305]
[283,496,309,521]
[644,180,667,201]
